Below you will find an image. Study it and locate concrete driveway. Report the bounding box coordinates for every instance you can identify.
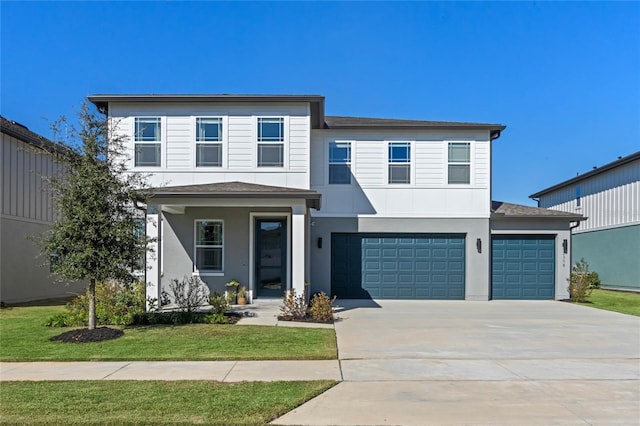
[274,300,640,425]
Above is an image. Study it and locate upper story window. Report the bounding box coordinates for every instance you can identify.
[257,117,284,167]
[195,117,222,167]
[576,185,581,207]
[448,142,470,184]
[134,117,161,167]
[194,220,223,272]
[388,142,411,184]
[329,142,351,184]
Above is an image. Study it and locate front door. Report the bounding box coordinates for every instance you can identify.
[255,218,287,298]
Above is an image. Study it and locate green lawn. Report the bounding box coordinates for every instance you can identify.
[580,289,640,317]
[0,380,337,425]
[0,306,337,361]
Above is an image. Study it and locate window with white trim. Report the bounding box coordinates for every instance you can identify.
[257,117,284,167]
[195,117,222,167]
[328,141,351,184]
[448,142,471,184]
[388,142,411,184]
[134,117,161,167]
[194,220,223,272]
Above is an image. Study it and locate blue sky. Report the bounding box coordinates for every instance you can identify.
[2,1,639,205]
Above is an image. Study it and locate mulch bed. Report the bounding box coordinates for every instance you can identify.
[50,327,124,343]
[277,315,334,324]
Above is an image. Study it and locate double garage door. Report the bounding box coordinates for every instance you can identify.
[331,233,466,299]
[331,233,556,300]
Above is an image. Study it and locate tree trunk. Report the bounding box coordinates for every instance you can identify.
[88,279,96,330]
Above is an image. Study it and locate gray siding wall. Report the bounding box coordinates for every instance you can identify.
[160,206,291,296]
[1,133,85,302]
[309,217,491,300]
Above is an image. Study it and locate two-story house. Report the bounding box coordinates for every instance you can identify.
[88,94,582,304]
[531,151,639,292]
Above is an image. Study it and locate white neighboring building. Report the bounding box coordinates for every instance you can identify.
[89,94,581,303]
[531,151,640,291]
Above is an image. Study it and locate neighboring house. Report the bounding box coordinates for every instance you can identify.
[531,152,639,291]
[0,116,86,303]
[88,94,582,304]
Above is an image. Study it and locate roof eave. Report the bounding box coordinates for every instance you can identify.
[530,151,640,198]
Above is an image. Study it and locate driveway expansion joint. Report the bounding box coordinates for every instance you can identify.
[100,362,131,380]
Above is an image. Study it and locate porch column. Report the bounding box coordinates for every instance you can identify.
[291,204,306,297]
[145,206,161,311]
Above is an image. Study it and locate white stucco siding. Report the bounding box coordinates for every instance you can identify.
[310,129,492,217]
[538,160,640,232]
[108,101,311,190]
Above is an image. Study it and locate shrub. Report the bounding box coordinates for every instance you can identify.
[168,276,209,312]
[205,313,229,324]
[45,281,145,327]
[131,311,206,325]
[208,292,230,315]
[569,258,600,303]
[309,292,335,323]
[280,290,308,320]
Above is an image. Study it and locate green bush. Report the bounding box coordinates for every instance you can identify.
[45,281,145,327]
[309,292,335,323]
[208,292,231,315]
[569,258,600,303]
[205,313,229,324]
[130,311,206,325]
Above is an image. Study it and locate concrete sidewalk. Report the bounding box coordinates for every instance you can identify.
[0,360,341,382]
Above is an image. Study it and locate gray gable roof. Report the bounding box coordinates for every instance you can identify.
[491,201,585,220]
[0,116,68,156]
[152,181,321,209]
[530,151,640,198]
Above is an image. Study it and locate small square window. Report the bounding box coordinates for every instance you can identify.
[135,144,161,167]
[196,144,222,167]
[196,118,222,142]
[135,118,161,141]
[257,118,284,142]
[258,144,284,167]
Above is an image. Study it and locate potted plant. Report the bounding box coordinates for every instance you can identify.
[237,286,248,305]
[225,279,240,304]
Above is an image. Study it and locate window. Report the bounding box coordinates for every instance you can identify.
[257,117,284,167]
[195,117,222,167]
[448,142,471,184]
[576,185,581,207]
[388,142,411,184]
[134,117,161,167]
[195,220,223,272]
[329,142,351,184]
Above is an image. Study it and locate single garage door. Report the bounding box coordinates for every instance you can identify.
[491,235,555,300]
[331,233,465,299]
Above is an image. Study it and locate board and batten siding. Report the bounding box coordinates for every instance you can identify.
[310,129,492,218]
[1,132,62,223]
[108,102,311,190]
[538,160,639,232]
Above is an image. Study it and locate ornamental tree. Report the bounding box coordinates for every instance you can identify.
[41,103,152,329]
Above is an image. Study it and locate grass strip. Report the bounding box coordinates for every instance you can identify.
[0,380,337,425]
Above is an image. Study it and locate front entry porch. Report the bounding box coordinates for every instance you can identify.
[143,182,321,309]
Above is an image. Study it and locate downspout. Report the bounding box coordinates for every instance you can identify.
[568,220,581,269]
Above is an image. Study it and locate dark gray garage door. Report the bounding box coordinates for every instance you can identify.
[492,235,555,300]
[331,233,465,299]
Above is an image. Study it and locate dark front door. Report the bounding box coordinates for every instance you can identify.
[256,218,287,298]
